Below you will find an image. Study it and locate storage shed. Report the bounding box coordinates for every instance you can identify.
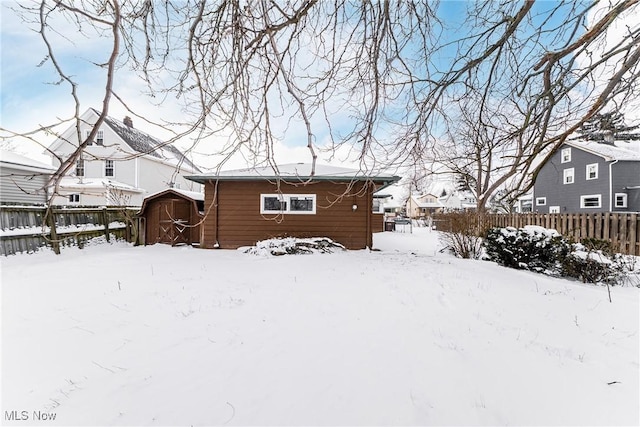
[139,189,204,246]
[185,163,401,250]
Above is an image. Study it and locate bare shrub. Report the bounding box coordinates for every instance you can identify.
[437,211,489,259]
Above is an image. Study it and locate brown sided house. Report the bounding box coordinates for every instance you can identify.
[185,163,401,249]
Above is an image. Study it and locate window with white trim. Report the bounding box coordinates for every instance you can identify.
[372,198,383,213]
[563,168,574,184]
[580,194,601,209]
[615,193,628,208]
[75,158,85,177]
[85,129,104,145]
[105,159,115,177]
[536,197,546,206]
[549,206,560,213]
[561,147,571,163]
[68,194,80,203]
[261,194,316,214]
[586,163,598,180]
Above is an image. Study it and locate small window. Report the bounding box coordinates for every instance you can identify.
[85,130,93,146]
[586,163,598,180]
[261,194,316,215]
[561,147,571,163]
[563,168,574,184]
[580,194,602,209]
[263,196,287,212]
[105,159,115,177]
[75,159,85,177]
[68,194,80,203]
[549,206,560,213]
[536,197,546,206]
[85,129,103,145]
[290,195,314,212]
[615,193,628,208]
[372,199,382,213]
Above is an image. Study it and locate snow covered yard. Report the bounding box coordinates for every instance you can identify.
[1,229,638,426]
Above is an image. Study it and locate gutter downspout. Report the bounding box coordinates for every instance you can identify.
[609,160,618,211]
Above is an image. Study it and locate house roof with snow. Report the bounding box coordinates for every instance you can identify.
[409,193,443,208]
[565,139,640,162]
[96,109,201,172]
[0,150,55,173]
[186,163,401,190]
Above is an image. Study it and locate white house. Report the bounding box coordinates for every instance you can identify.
[47,108,201,206]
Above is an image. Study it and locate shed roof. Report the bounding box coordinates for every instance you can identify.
[144,187,205,202]
[565,139,640,161]
[186,163,401,190]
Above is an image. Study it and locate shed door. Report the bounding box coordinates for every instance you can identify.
[158,199,191,245]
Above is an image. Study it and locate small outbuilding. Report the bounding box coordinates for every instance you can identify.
[139,188,204,246]
[185,163,401,250]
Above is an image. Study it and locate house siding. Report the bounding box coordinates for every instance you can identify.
[202,180,373,249]
[612,161,640,212]
[0,166,50,205]
[534,144,611,213]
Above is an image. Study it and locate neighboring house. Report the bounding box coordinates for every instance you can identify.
[438,191,477,211]
[0,150,55,205]
[185,163,401,249]
[139,188,204,246]
[533,139,640,213]
[47,108,201,206]
[406,193,443,218]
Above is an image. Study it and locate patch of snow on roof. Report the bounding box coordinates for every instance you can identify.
[58,177,144,192]
[101,114,201,172]
[0,150,55,171]
[197,163,398,179]
[567,139,640,161]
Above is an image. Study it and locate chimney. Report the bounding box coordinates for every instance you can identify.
[123,116,133,128]
[603,130,614,146]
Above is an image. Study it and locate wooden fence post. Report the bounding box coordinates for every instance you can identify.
[46,208,60,255]
[102,207,110,242]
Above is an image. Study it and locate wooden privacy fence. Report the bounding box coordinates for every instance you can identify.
[0,205,140,256]
[486,213,640,256]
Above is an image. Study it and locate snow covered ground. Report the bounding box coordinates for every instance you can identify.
[1,229,638,426]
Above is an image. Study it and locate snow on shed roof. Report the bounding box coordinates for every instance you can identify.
[144,188,205,202]
[186,163,401,189]
[565,139,640,161]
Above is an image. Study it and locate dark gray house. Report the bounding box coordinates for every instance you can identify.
[533,139,640,213]
[0,150,55,205]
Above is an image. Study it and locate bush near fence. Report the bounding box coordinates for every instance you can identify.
[433,212,639,256]
[0,205,140,256]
